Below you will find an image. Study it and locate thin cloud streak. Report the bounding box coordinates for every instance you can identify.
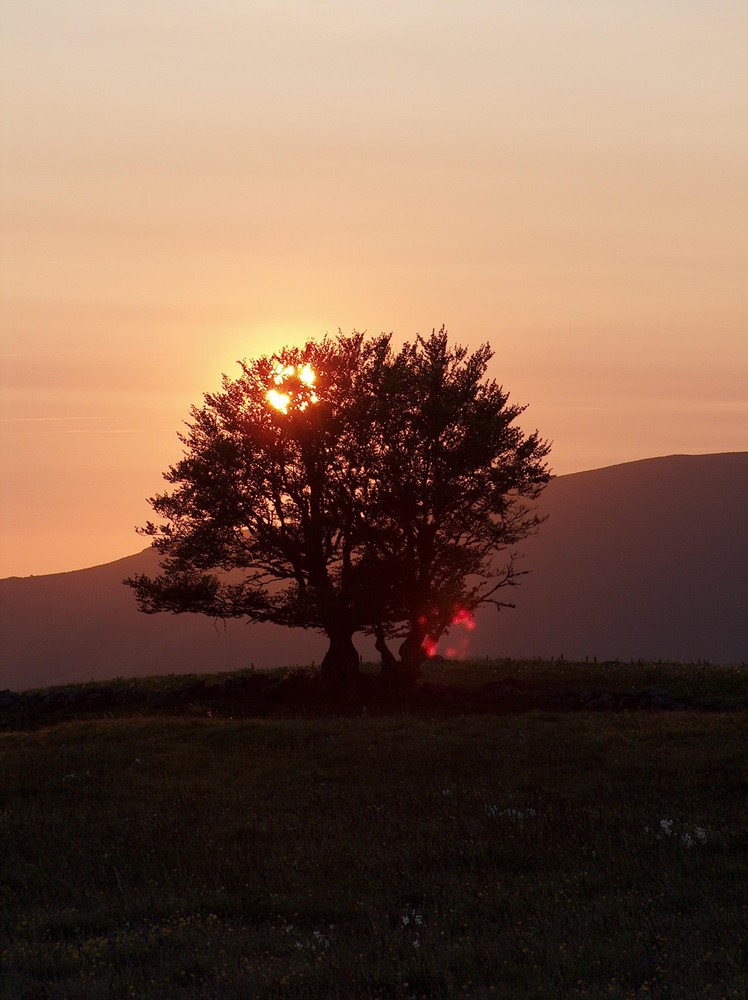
[0,416,110,422]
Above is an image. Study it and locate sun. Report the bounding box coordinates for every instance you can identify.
[266,362,319,414]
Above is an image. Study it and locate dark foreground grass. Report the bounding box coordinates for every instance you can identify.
[0,667,746,999]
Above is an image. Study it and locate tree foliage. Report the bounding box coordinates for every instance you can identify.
[359,332,551,673]
[126,329,551,691]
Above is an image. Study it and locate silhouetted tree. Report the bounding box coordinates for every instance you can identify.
[126,329,550,694]
[126,333,391,693]
[361,330,551,680]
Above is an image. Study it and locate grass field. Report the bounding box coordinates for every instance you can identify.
[1,660,746,999]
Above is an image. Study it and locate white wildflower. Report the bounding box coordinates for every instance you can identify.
[695,827,708,843]
[311,929,330,949]
[681,832,695,848]
[660,818,673,835]
[402,908,425,929]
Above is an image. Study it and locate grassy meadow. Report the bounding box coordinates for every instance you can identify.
[0,659,746,999]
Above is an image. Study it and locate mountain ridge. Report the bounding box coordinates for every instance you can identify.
[1,452,746,690]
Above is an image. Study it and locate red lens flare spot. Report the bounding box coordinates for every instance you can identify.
[422,637,438,658]
[451,607,475,630]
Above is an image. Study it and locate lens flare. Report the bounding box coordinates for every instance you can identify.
[422,636,438,658]
[421,607,477,660]
[451,607,475,630]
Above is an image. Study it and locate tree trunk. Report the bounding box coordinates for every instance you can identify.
[320,627,361,696]
[398,624,426,685]
[375,622,399,684]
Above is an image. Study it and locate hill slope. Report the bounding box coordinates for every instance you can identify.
[1,453,746,689]
[0,550,328,690]
[469,452,748,664]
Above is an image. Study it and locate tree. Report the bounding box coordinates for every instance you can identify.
[126,329,551,693]
[126,333,390,692]
[358,330,551,679]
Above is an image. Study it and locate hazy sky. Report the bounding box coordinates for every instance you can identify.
[1,0,747,577]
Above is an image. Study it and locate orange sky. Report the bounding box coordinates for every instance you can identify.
[1,1,747,578]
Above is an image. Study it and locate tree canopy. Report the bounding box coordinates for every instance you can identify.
[126,329,551,691]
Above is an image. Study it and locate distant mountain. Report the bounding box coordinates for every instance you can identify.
[1,453,746,690]
[468,452,748,665]
[0,550,328,690]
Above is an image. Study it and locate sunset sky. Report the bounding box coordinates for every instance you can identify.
[1,1,747,578]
